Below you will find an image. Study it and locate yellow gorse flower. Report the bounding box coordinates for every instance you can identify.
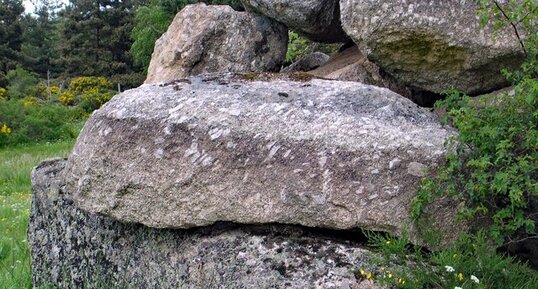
[457,272,464,281]
[1,124,12,135]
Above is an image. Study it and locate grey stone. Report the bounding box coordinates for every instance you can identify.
[340,0,525,95]
[240,0,349,43]
[145,3,287,84]
[282,52,330,73]
[63,73,460,243]
[29,159,384,288]
[308,44,411,99]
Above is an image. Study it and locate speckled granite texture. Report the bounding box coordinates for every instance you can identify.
[29,158,383,288]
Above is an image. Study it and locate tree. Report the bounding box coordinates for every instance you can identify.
[59,0,148,87]
[0,0,25,86]
[20,0,63,78]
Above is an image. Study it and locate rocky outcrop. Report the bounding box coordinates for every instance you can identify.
[281,52,330,72]
[309,44,411,101]
[145,3,287,84]
[29,158,381,288]
[340,0,525,95]
[63,73,458,242]
[240,0,348,43]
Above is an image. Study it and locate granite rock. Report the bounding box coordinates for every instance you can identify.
[63,73,459,243]
[240,0,348,43]
[282,52,330,73]
[340,0,525,94]
[145,3,287,84]
[29,158,382,288]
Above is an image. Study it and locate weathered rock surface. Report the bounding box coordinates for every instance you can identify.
[63,73,458,242]
[29,158,381,288]
[340,0,525,95]
[309,44,411,101]
[145,3,287,84]
[240,0,348,43]
[282,52,330,73]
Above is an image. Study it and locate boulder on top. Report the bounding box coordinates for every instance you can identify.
[63,73,460,244]
[145,3,287,84]
[340,0,525,95]
[240,0,349,43]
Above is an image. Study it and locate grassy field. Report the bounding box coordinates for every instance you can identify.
[0,141,75,289]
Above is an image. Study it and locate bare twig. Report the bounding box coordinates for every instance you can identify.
[504,234,538,246]
[493,0,528,56]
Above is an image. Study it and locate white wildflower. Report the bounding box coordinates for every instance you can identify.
[445,265,455,272]
[455,287,462,289]
[471,275,480,284]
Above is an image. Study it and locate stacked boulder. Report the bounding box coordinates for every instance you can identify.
[28,1,526,288]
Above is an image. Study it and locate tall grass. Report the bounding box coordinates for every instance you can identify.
[0,140,74,289]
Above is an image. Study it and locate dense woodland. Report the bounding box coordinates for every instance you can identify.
[0,0,245,90]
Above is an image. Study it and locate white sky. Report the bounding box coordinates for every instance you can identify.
[23,0,69,14]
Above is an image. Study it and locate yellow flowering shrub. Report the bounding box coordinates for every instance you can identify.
[0,124,12,135]
[23,96,40,107]
[49,86,60,94]
[0,87,7,99]
[59,91,75,106]
[69,76,112,94]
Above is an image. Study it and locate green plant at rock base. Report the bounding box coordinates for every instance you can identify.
[412,0,538,249]
[362,230,538,289]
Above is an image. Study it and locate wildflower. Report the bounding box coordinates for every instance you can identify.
[388,273,393,279]
[1,124,11,135]
[380,266,385,271]
[360,269,366,276]
[457,273,464,281]
[366,272,372,280]
[386,240,391,245]
[445,265,455,272]
[471,275,480,284]
[455,287,462,289]
[397,278,406,285]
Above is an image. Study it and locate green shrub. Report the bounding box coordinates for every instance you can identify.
[285,31,340,66]
[0,98,80,147]
[5,67,40,100]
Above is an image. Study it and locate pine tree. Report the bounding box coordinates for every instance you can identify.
[0,0,25,86]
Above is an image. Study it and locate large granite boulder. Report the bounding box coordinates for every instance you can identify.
[340,0,525,95]
[145,3,287,84]
[63,73,458,242]
[240,0,348,43]
[28,158,383,288]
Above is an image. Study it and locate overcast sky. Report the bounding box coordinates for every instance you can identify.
[23,0,69,14]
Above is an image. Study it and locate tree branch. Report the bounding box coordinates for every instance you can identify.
[493,0,527,56]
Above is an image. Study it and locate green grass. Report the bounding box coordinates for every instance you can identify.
[0,140,75,289]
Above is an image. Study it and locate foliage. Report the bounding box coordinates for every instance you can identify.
[285,31,339,66]
[0,98,80,147]
[0,0,25,87]
[361,231,538,289]
[412,0,538,248]
[5,67,40,99]
[58,76,115,113]
[0,88,7,99]
[130,0,244,72]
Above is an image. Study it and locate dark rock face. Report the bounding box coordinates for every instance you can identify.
[240,0,349,43]
[62,73,458,243]
[145,3,287,84]
[29,159,379,288]
[340,0,525,95]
